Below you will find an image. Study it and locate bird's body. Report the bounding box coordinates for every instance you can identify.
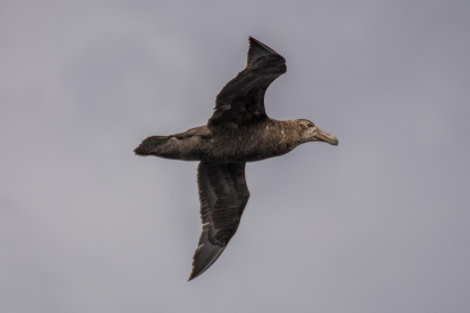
[135,118,312,163]
[135,37,338,280]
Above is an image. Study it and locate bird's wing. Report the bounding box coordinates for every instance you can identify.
[189,162,250,280]
[208,37,286,128]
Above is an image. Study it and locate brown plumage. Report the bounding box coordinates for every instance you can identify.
[134,37,338,280]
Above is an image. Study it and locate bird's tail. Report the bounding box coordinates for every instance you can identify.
[134,136,169,156]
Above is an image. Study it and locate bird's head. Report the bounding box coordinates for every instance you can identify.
[296,119,338,145]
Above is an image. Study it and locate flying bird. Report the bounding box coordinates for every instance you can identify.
[135,37,338,280]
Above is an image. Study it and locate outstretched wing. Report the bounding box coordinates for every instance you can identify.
[208,37,286,128]
[189,162,250,280]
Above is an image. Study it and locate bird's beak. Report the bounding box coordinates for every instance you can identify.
[314,127,339,146]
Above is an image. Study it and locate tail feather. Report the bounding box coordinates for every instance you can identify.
[134,136,168,156]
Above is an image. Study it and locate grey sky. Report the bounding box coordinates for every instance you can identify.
[1,1,469,312]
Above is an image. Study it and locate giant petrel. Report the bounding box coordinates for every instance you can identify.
[135,37,338,280]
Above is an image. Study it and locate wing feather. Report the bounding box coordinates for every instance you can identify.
[189,162,250,280]
[208,37,286,128]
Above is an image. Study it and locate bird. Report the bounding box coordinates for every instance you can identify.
[134,37,338,280]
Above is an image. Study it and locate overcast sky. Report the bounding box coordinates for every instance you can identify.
[1,1,469,312]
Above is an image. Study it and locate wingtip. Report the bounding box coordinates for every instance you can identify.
[248,36,264,50]
[188,270,200,281]
[188,228,226,281]
[247,36,284,67]
[188,243,225,281]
